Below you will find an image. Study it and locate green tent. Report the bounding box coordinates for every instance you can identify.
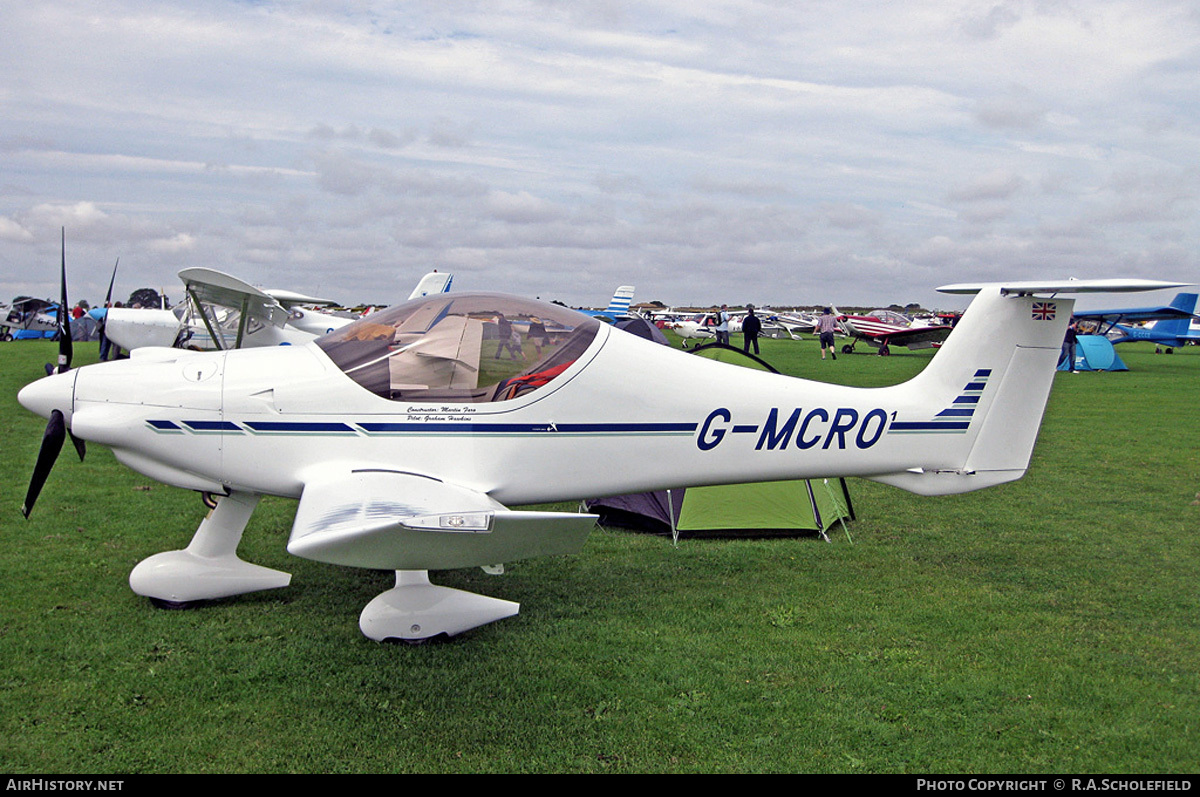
[585,343,856,540]
[584,472,855,540]
[675,479,854,537]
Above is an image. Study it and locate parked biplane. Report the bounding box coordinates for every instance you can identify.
[105,268,452,352]
[2,297,60,341]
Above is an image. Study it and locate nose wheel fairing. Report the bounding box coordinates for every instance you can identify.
[128,492,291,605]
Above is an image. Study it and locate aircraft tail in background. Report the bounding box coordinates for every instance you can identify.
[604,285,636,316]
[408,271,454,301]
[577,285,636,320]
[1147,292,1199,342]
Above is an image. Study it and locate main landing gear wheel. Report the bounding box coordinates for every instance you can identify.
[148,597,205,610]
[879,345,891,356]
[841,344,854,354]
[359,570,520,643]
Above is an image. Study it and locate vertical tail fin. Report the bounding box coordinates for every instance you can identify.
[604,286,636,316]
[408,272,454,301]
[870,280,1182,495]
[1152,292,1199,341]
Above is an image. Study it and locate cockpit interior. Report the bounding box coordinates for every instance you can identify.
[316,293,601,403]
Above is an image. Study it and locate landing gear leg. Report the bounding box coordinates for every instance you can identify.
[129,491,291,607]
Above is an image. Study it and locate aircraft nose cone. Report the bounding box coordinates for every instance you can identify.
[18,370,77,422]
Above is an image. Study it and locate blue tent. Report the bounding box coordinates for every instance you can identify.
[1059,334,1127,372]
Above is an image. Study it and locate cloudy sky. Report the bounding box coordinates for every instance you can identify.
[2,1,1197,312]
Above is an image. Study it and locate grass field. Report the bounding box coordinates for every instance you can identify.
[1,334,1197,774]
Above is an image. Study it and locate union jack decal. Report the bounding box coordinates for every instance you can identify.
[1031,302,1056,321]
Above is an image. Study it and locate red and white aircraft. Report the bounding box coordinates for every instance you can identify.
[836,308,953,356]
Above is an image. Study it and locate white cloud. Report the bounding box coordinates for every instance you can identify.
[0,0,1195,310]
[27,201,110,230]
[146,232,197,254]
[0,216,34,243]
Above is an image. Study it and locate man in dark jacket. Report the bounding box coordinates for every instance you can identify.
[742,305,763,354]
[1062,320,1079,372]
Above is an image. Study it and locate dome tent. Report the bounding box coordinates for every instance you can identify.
[1058,334,1128,372]
[584,341,855,541]
[586,477,855,541]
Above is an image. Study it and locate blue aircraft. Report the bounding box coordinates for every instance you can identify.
[1073,291,1199,353]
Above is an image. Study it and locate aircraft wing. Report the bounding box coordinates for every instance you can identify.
[938,279,1188,295]
[874,325,953,350]
[286,469,595,571]
[1071,305,1198,323]
[178,268,291,329]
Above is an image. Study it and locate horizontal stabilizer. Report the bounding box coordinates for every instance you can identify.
[937,279,1187,295]
[288,468,595,570]
[1072,293,1200,325]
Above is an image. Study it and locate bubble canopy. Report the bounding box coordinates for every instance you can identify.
[315,293,602,404]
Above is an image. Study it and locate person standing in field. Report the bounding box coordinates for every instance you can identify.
[817,307,838,360]
[742,305,762,354]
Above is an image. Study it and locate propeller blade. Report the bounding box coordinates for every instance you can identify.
[22,409,66,518]
[98,257,119,336]
[69,430,86,462]
[54,228,72,374]
[105,257,119,305]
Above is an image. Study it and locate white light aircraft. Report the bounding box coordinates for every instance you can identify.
[673,310,792,346]
[734,311,794,340]
[671,311,721,346]
[18,265,1182,642]
[105,268,453,352]
[774,312,817,338]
